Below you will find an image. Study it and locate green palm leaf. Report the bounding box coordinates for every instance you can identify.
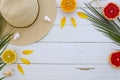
[0,13,13,71]
[81,3,120,45]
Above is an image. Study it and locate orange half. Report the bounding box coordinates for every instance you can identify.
[60,0,77,12]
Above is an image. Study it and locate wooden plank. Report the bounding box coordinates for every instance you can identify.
[0,64,120,80]
[40,24,112,42]
[55,0,120,25]
[54,8,91,24]
[56,0,120,7]
[8,43,118,64]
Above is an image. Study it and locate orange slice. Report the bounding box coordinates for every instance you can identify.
[60,0,77,12]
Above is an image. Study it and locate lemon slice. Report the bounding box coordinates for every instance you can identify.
[2,50,17,64]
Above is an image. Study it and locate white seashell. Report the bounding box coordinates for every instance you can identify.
[13,32,20,40]
[44,16,51,22]
[3,69,14,76]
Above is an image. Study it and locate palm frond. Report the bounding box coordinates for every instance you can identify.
[81,3,120,44]
[0,76,6,80]
[0,13,14,71]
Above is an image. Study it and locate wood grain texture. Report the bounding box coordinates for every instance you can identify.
[56,0,120,7]
[8,43,118,64]
[40,24,112,42]
[1,64,120,80]
[0,0,120,80]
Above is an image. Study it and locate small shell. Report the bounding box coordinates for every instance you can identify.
[13,32,20,40]
[3,69,14,76]
[44,16,51,22]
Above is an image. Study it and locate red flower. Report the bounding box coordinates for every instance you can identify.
[103,3,120,20]
[109,51,120,68]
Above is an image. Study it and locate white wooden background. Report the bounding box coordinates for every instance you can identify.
[1,0,120,80]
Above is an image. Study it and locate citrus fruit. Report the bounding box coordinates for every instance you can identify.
[2,50,17,64]
[103,2,120,20]
[109,51,120,68]
[60,0,76,12]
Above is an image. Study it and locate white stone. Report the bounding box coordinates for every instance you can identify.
[13,32,20,40]
[44,16,51,22]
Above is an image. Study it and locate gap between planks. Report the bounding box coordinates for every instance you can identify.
[13,63,108,65]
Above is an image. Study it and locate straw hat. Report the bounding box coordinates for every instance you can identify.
[0,0,57,45]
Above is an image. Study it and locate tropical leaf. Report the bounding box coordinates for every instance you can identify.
[0,13,13,71]
[77,12,88,19]
[20,58,31,65]
[81,3,120,45]
[0,76,6,80]
[17,64,24,75]
[60,17,66,28]
[22,50,34,55]
[71,17,77,28]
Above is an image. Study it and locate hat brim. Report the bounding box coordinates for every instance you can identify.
[4,0,57,46]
